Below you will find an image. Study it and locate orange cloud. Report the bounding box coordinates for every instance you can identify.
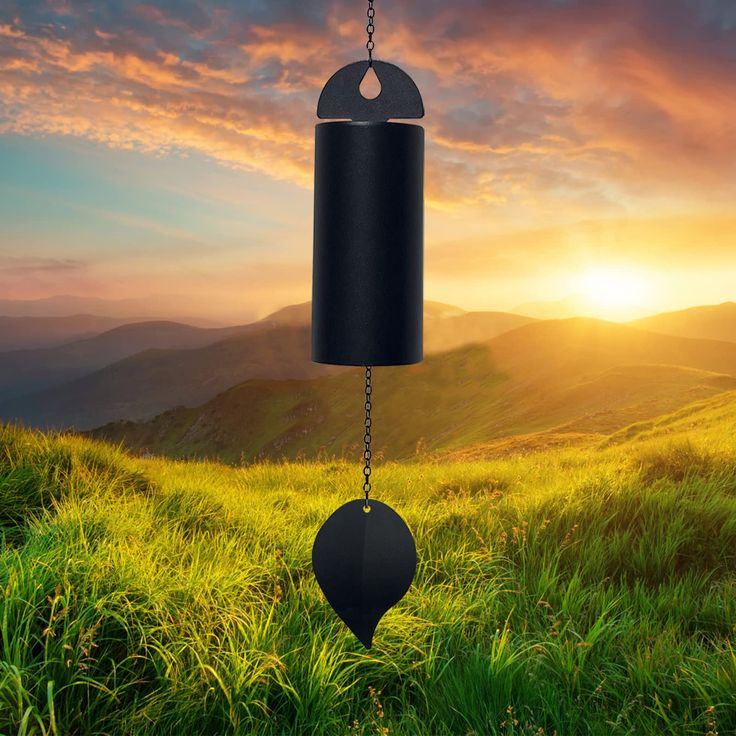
[0,0,735,221]
[0,25,313,185]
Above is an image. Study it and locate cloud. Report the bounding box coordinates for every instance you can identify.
[0,256,87,274]
[0,0,734,218]
[0,255,93,299]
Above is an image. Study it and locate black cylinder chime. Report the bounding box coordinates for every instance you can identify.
[312,68,424,366]
[310,3,424,649]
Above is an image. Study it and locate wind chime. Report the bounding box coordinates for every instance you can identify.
[311,1,424,649]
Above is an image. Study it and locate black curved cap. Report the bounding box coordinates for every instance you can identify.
[317,60,424,122]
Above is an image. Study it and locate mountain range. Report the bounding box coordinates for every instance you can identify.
[90,316,736,463]
[2,300,736,460]
[0,302,535,429]
[0,321,262,402]
[0,314,133,351]
[0,295,237,325]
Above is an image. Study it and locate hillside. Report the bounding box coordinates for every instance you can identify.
[0,320,259,401]
[606,386,736,445]
[92,318,736,463]
[0,325,342,430]
[1,397,735,734]
[632,301,736,342]
[0,314,132,351]
[0,303,533,430]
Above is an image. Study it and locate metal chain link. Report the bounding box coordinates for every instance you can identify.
[362,365,372,508]
[362,4,375,507]
[366,0,375,66]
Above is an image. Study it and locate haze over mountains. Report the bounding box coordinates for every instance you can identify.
[0,321,264,401]
[2,299,736,459]
[265,301,538,353]
[0,314,133,351]
[2,325,339,430]
[0,295,239,326]
[0,301,534,429]
[631,302,736,343]
[512,294,592,320]
[91,316,736,462]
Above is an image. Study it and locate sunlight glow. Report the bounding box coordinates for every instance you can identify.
[577,265,653,318]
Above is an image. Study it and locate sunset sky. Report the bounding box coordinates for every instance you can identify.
[1,0,735,323]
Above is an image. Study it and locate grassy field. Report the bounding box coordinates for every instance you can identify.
[2,393,736,734]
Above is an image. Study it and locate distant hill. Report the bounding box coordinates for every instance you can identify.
[632,302,736,343]
[424,305,536,353]
[89,318,736,463]
[262,300,536,353]
[0,314,134,351]
[0,295,147,318]
[0,295,233,326]
[512,294,590,319]
[0,325,343,430]
[0,303,532,429]
[0,321,260,402]
[260,302,312,326]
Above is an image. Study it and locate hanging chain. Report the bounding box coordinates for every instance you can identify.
[366,0,375,66]
[362,3,375,506]
[362,366,372,508]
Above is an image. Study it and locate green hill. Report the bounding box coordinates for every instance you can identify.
[1,391,736,734]
[92,318,736,463]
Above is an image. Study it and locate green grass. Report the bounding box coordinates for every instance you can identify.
[1,394,736,735]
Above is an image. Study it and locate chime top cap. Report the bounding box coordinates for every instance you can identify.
[317,60,424,123]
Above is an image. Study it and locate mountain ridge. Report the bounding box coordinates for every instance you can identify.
[0,304,535,429]
[631,302,736,343]
[0,320,263,402]
[89,317,736,463]
[0,314,133,351]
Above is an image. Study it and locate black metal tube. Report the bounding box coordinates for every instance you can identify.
[312,120,424,366]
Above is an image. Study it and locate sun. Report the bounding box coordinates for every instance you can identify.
[578,265,651,317]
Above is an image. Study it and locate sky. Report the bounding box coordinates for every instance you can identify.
[1,0,735,323]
